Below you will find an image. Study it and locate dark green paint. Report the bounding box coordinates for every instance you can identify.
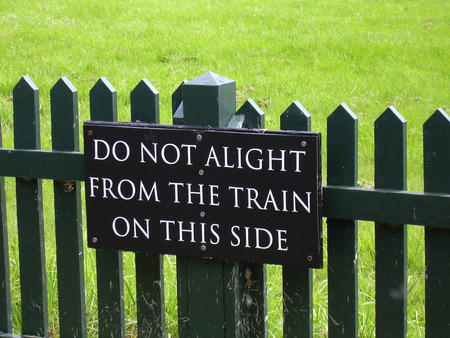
[172,81,186,125]
[233,102,267,338]
[182,72,236,127]
[51,77,87,337]
[131,79,160,123]
[322,186,449,229]
[90,78,125,338]
[280,101,313,337]
[236,262,267,337]
[327,104,358,337]
[90,77,118,122]
[176,72,267,338]
[130,79,165,338]
[374,107,407,336]
[135,254,165,337]
[0,115,11,333]
[13,76,48,337]
[0,148,446,226]
[0,149,83,180]
[236,99,265,129]
[280,101,311,132]
[423,109,450,337]
[176,73,236,337]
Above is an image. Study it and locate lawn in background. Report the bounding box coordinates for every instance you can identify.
[0,0,448,336]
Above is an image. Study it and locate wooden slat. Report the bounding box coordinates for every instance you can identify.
[51,77,87,337]
[90,78,125,338]
[374,107,407,336]
[0,107,12,333]
[13,76,48,337]
[236,99,265,129]
[327,104,358,337]
[280,101,313,337]
[130,79,165,338]
[322,187,449,229]
[0,148,83,181]
[130,79,159,123]
[423,108,450,337]
[233,99,267,337]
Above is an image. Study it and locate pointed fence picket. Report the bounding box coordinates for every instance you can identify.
[281,101,313,337]
[423,109,450,335]
[0,73,448,338]
[13,76,48,337]
[327,104,359,337]
[51,77,86,337]
[374,107,407,337]
[130,79,165,337]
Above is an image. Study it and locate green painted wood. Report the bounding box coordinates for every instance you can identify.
[176,72,268,337]
[183,72,236,127]
[90,77,118,122]
[131,79,159,123]
[423,108,450,337]
[90,78,125,338]
[172,81,186,126]
[176,256,189,337]
[0,115,12,333]
[236,99,265,129]
[135,254,165,337]
[280,101,311,132]
[0,148,83,181]
[322,187,449,228]
[280,101,313,337]
[0,148,447,226]
[235,262,267,337]
[175,73,238,338]
[13,76,48,337]
[130,79,165,338]
[50,77,87,337]
[374,107,407,336]
[327,104,358,337]
[234,98,267,338]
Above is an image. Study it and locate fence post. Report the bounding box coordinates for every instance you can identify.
[90,78,125,337]
[423,109,450,336]
[175,72,236,337]
[280,101,313,337]
[374,107,407,336]
[175,72,251,337]
[327,104,358,337]
[13,76,48,337]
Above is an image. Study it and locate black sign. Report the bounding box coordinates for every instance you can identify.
[84,122,322,267]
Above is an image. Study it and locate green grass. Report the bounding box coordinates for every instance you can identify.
[0,0,448,336]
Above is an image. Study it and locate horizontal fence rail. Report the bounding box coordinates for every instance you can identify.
[0,74,449,337]
[0,148,448,228]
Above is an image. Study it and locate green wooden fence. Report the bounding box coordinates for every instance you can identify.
[0,72,449,337]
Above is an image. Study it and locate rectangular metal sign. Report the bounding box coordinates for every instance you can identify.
[84,122,322,267]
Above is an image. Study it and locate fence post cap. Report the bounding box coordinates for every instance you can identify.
[182,72,236,127]
[187,71,234,86]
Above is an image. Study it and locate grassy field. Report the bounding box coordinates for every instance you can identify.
[1,0,449,336]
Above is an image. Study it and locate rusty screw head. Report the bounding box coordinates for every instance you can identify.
[307,255,313,262]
